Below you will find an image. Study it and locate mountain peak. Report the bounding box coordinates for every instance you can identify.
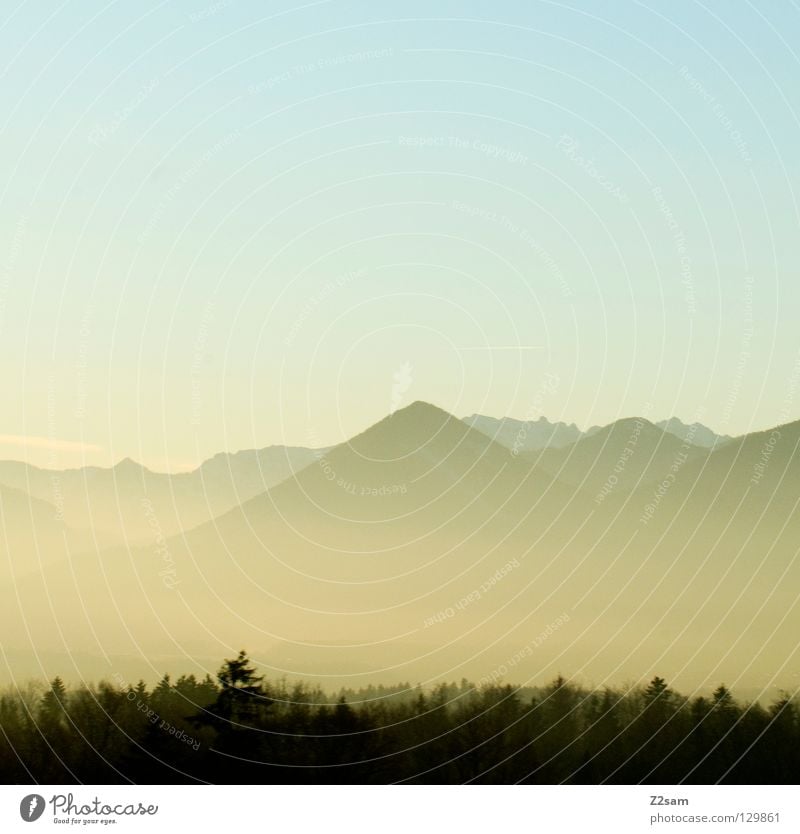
[323,400,507,466]
[390,400,453,420]
[364,400,461,442]
[463,412,583,452]
[656,417,731,448]
[111,457,147,473]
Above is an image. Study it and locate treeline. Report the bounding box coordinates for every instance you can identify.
[0,651,796,784]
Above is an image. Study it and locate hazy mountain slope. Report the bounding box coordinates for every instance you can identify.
[620,418,800,527]
[0,403,592,679]
[582,418,800,690]
[0,404,798,699]
[463,414,582,452]
[0,485,79,577]
[183,401,584,564]
[192,445,323,504]
[0,445,321,546]
[524,417,710,499]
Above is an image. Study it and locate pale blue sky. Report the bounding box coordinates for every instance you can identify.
[0,1,798,468]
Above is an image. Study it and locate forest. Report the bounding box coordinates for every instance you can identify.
[0,651,796,784]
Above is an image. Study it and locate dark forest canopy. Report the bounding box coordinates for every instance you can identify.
[0,652,797,784]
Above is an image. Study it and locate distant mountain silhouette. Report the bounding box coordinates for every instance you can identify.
[467,412,731,452]
[0,401,797,697]
[463,413,581,451]
[656,417,732,448]
[0,445,321,546]
[525,416,708,495]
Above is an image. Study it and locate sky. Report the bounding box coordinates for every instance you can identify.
[0,0,798,470]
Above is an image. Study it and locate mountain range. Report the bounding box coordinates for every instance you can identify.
[0,445,322,548]
[463,413,731,453]
[0,404,794,700]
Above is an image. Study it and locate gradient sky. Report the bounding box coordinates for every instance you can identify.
[1,0,798,469]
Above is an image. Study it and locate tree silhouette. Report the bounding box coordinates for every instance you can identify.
[0,657,797,785]
[643,676,671,704]
[39,677,67,727]
[213,650,269,727]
